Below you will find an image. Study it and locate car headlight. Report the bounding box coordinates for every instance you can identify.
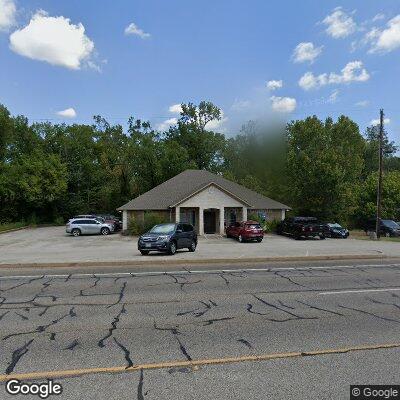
[157,235,169,241]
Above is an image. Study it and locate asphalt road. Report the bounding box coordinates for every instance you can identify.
[1,260,400,399]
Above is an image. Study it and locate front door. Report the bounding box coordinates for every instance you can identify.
[204,210,216,234]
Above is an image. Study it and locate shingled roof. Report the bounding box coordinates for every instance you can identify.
[117,169,290,211]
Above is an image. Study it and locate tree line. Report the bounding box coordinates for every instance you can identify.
[0,101,399,227]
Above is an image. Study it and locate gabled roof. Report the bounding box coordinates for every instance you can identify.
[117,169,291,211]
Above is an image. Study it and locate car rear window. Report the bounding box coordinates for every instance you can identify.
[246,224,262,229]
[183,224,193,232]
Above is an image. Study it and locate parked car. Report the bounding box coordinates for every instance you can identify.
[323,223,349,238]
[138,223,197,255]
[277,217,325,240]
[97,215,122,231]
[66,218,115,236]
[226,221,264,242]
[364,219,400,237]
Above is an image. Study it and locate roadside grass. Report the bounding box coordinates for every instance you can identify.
[350,229,400,242]
[0,222,30,233]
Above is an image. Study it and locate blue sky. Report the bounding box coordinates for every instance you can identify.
[1,0,400,143]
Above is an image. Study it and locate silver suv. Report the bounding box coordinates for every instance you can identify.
[66,218,115,236]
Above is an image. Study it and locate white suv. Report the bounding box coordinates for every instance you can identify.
[66,218,115,236]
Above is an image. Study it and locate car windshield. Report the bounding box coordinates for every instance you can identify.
[382,220,400,229]
[328,223,342,228]
[150,224,176,234]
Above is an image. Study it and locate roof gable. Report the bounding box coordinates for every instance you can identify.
[117,169,291,211]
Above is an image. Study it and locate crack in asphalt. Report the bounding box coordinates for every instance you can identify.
[296,300,344,316]
[98,304,127,348]
[153,321,180,335]
[202,317,234,326]
[113,337,133,368]
[137,369,145,400]
[338,304,400,324]
[64,339,79,350]
[176,337,192,361]
[218,274,230,287]
[238,338,252,349]
[5,338,34,374]
[107,282,127,308]
[273,271,309,288]
[1,276,44,292]
[2,311,70,341]
[252,294,318,322]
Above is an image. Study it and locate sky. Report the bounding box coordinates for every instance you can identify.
[1,0,400,143]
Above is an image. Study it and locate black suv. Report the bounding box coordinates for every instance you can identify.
[364,219,400,237]
[277,217,325,240]
[138,223,197,255]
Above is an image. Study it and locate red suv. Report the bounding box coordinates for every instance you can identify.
[226,221,264,243]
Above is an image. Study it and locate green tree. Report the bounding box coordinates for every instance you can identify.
[286,116,365,223]
[356,171,400,223]
[167,101,226,171]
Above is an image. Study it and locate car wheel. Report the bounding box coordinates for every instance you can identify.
[256,237,263,243]
[238,235,244,243]
[385,232,391,238]
[140,250,149,255]
[72,228,81,237]
[101,227,110,236]
[168,241,177,255]
[188,240,197,252]
[320,234,326,240]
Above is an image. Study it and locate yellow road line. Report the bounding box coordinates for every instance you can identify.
[0,342,399,382]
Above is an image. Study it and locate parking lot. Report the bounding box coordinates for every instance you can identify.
[0,226,399,265]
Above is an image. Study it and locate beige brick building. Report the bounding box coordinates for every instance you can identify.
[117,170,290,235]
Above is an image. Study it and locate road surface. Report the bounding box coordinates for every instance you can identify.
[1,260,400,399]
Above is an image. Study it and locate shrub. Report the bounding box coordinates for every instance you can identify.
[127,212,170,235]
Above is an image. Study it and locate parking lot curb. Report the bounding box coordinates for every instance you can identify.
[0,226,30,235]
[0,254,392,269]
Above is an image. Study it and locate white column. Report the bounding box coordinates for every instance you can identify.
[199,207,204,235]
[122,210,128,231]
[219,207,225,235]
[242,207,248,221]
[281,209,286,221]
[175,206,180,223]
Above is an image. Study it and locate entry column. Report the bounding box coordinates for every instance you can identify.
[175,206,180,223]
[219,207,225,235]
[242,207,248,221]
[199,207,204,235]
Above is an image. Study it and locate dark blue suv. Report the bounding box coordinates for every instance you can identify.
[138,223,197,255]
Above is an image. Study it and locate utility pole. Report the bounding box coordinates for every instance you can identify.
[375,109,384,239]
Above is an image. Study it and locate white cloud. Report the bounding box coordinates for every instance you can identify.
[270,96,297,113]
[322,7,357,38]
[0,0,16,32]
[157,117,177,131]
[9,11,95,70]
[266,80,283,91]
[231,99,251,111]
[355,100,369,107]
[292,42,323,64]
[56,108,76,118]
[370,117,390,126]
[367,15,400,53]
[327,89,339,103]
[298,61,370,90]
[372,13,385,22]
[168,104,182,114]
[124,22,150,39]
[205,111,228,132]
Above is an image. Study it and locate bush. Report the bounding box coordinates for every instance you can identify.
[247,213,280,232]
[127,212,170,235]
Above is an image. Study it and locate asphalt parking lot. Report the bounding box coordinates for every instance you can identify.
[0,226,399,265]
